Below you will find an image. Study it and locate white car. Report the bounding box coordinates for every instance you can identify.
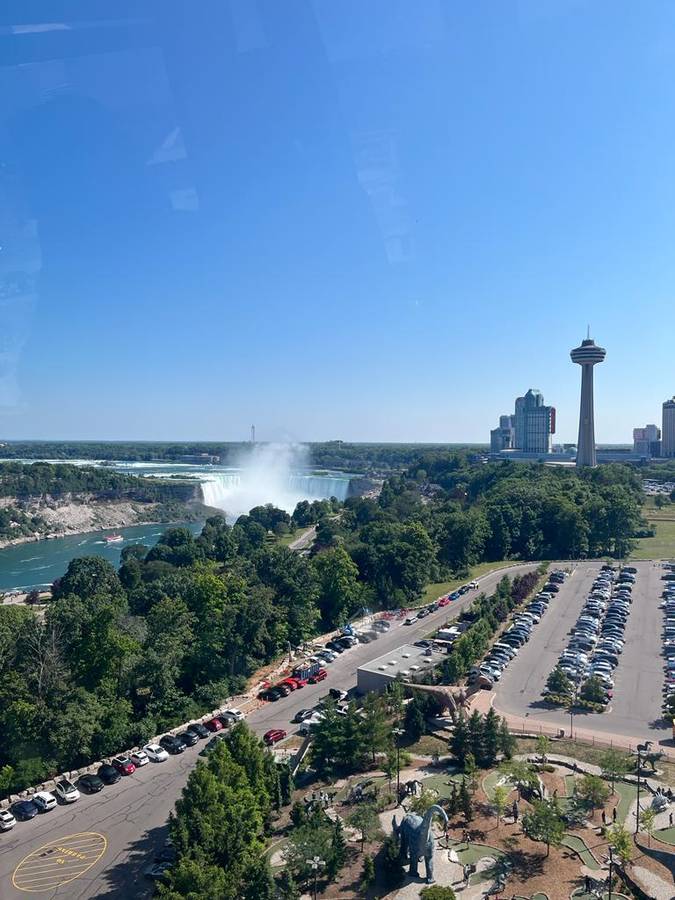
[221,708,244,723]
[33,791,57,812]
[54,779,80,803]
[131,749,149,767]
[144,743,169,763]
[0,809,16,831]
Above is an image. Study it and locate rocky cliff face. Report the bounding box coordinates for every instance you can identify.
[0,493,208,549]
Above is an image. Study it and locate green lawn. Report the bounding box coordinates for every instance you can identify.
[630,515,675,560]
[564,774,578,797]
[402,733,449,757]
[561,833,601,869]
[612,780,635,824]
[418,560,517,606]
[451,842,506,884]
[483,770,510,802]
[420,771,464,798]
[654,825,675,845]
[277,527,309,547]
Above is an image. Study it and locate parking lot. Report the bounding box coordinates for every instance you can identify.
[495,560,668,744]
[0,563,536,900]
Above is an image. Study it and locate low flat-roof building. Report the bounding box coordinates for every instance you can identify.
[356,643,446,695]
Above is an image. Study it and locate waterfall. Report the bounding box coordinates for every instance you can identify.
[199,444,350,520]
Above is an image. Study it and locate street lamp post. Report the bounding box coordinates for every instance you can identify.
[635,747,642,836]
[305,855,325,900]
[607,845,614,899]
[393,727,404,805]
[568,685,579,740]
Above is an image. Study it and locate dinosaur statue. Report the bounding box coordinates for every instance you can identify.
[392,803,449,883]
[635,741,665,772]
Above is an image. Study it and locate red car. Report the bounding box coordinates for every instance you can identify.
[205,717,224,732]
[438,597,450,607]
[280,678,298,691]
[111,755,136,776]
[263,729,287,746]
[308,668,327,684]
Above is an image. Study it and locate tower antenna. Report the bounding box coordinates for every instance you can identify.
[250,425,256,444]
[587,324,590,340]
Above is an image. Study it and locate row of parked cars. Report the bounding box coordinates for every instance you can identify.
[258,619,392,704]
[0,708,245,832]
[404,581,479,626]
[660,566,675,716]
[469,570,567,685]
[550,565,637,705]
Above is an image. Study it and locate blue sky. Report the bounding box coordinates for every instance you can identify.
[0,0,674,443]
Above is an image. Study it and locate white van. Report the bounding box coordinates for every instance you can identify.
[33,791,57,812]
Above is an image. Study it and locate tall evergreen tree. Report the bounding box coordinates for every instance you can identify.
[467,710,484,763]
[482,708,500,766]
[459,777,473,822]
[450,714,469,763]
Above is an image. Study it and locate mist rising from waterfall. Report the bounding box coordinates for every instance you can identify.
[199,443,349,521]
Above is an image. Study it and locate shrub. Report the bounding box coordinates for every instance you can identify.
[420,887,457,900]
[381,835,405,887]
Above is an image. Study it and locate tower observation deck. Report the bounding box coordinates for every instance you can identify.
[570,337,606,467]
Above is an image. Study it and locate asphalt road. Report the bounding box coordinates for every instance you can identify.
[0,562,535,900]
[494,560,668,745]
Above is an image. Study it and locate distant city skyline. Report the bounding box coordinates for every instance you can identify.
[1,3,675,443]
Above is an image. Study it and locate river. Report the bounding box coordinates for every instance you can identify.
[0,522,204,592]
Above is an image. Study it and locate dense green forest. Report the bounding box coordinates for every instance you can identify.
[0,455,644,794]
[0,461,198,501]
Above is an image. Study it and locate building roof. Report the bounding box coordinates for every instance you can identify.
[357,643,446,680]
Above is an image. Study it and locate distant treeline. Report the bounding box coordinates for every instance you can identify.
[0,461,198,503]
[0,440,484,474]
[636,459,675,484]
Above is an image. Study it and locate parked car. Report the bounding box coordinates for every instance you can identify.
[186,722,210,740]
[0,809,16,831]
[54,779,80,803]
[200,735,227,756]
[97,764,122,785]
[79,773,105,793]
[293,708,314,723]
[221,708,244,724]
[178,730,199,747]
[143,862,173,883]
[263,729,287,745]
[112,756,136,776]
[159,735,186,755]
[10,800,39,821]
[144,743,170,762]
[131,749,149,767]
[404,616,417,625]
[205,717,225,731]
[308,668,328,684]
[33,790,57,812]
[329,688,349,701]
